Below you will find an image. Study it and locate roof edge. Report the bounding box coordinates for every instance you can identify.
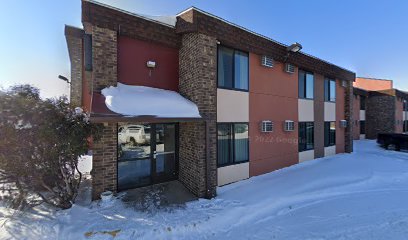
[83,0,176,28]
[177,6,355,76]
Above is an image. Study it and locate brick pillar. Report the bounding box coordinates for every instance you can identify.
[344,80,354,152]
[86,24,118,199]
[314,74,325,158]
[92,123,118,200]
[91,25,117,92]
[65,35,83,107]
[366,95,395,139]
[178,33,217,198]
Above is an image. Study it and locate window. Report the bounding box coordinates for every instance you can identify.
[404,120,408,132]
[298,122,314,152]
[360,120,366,134]
[404,100,408,111]
[360,96,366,110]
[324,79,336,102]
[218,46,249,91]
[324,122,336,147]
[84,34,92,71]
[217,123,249,166]
[299,70,314,99]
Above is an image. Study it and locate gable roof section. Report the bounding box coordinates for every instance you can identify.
[82,0,181,48]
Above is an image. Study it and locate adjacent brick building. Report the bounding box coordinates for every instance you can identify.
[65,0,355,200]
[352,77,408,140]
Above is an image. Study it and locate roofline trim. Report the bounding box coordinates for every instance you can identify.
[177,6,355,75]
[356,77,393,82]
[84,0,176,29]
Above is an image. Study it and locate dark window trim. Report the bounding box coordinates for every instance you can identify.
[360,120,366,135]
[217,45,250,92]
[324,78,336,102]
[116,122,179,192]
[298,122,314,152]
[324,121,336,147]
[360,96,366,111]
[216,122,250,168]
[84,34,92,71]
[298,69,314,100]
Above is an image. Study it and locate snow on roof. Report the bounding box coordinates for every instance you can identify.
[101,83,201,118]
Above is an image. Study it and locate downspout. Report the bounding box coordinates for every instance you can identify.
[205,120,213,199]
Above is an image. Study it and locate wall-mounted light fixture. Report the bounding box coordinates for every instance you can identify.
[284,42,302,62]
[146,61,156,77]
[58,75,71,84]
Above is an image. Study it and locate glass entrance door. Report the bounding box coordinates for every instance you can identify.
[118,123,178,191]
[152,124,177,183]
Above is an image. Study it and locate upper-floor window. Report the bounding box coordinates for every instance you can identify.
[324,78,336,102]
[404,100,408,111]
[299,70,314,99]
[360,96,366,110]
[218,46,249,91]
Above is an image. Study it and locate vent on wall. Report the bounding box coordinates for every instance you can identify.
[261,56,274,68]
[285,63,295,74]
[340,120,348,128]
[261,121,273,132]
[341,80,348,88]
[284,120,295,132]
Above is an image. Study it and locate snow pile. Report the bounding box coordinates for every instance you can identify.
[2,140,408,239]
[102,83,201,118]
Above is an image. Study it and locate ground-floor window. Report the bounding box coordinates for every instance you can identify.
[404,120,408,132]
[217,123,249,167]
[360,120,366,134]
[324,122,336,147]
[299,122,314,152]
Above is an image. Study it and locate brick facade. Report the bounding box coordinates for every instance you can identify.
[178,33,217,198]
[91,25,118,92]
[91,123,118,199]
[344,81,354,152]
[88,25,119,199]
[65,26,84,107]
[67,1,357,200]
[366,95,395,139]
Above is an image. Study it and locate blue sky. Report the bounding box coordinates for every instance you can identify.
[1,0,407,98]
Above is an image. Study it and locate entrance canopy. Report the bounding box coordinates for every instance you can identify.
[90,83,202,123]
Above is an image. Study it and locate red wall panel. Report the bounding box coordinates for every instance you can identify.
[118,36,179,91]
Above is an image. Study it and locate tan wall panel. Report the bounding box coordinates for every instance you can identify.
[299,99,314,121]
[217,89,249,122]
[359,110,366,121]
[324,102,336,121]
[217,162,249,186]
[324,146,336,157]
[299,150,315,163]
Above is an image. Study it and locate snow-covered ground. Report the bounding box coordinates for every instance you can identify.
[2,140,408,239]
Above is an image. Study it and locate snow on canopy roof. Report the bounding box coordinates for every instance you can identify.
[101,83,201,118]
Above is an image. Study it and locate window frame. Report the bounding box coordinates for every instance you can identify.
[298,69,314,100]
[216,122,249,167]
[324,78,336,102]
[217,45,249,92]
[298,122,314,152]
[360,96,366,110]
[360,120,366,134]
[324,121,336,147]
